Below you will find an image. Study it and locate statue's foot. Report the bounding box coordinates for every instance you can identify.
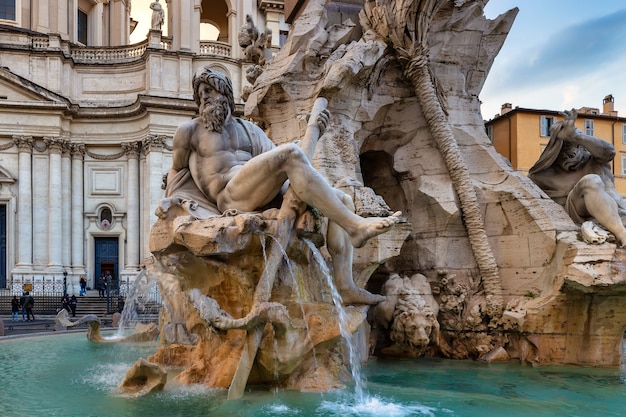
[350,211,402,248]
[340,287,386,305]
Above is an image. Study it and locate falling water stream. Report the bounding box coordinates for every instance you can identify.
[263,233,321,379]
[111,268,158,339]
[304,239,367,403]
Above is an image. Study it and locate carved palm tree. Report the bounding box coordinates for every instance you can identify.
[360,0,503,316]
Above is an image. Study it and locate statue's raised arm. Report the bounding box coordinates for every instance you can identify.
[529,108,626,246]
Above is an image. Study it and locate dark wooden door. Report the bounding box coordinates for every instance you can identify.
[94,237,118,288]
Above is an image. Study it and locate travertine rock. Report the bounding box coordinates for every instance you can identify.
[118,358,166,398]
[246,0,626,367]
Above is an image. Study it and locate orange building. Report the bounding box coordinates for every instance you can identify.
[485,95,626,195]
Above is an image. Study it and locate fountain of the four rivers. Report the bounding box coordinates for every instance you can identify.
[3,1,626,416]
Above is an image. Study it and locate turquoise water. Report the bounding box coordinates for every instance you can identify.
[1,333,625,416]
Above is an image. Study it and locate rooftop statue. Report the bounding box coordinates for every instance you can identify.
[150,0,164,31]
[528,109,626,246]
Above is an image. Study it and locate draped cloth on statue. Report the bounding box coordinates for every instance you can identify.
[164,168,221,219]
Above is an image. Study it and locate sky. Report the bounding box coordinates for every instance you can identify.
[481,1,626,120]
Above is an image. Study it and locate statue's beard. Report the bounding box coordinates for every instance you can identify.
[558,143,591,171]
[200,96,230,133]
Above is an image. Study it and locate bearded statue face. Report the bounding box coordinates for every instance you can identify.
[557,142,591,171]
[197,83,231,133]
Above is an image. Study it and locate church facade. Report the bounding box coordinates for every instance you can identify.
[0,0,287,292]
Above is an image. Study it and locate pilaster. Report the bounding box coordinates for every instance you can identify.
[122,141,141,270]
[71,143,86,276]
[13,135,33,268]
[44,136,64,269]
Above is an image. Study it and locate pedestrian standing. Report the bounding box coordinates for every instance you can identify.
[97,275,105,298]
[11,295,20,321]
[69,295,78,317]
[62,293,70,312]
[24,292,35,321]
[79,276,87,296]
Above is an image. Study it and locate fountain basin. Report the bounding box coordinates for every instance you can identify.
[1,333,625,416]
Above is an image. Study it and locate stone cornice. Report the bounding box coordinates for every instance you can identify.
[259,0,284,12]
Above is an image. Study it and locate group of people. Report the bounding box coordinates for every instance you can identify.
[10,292,35,321]
[96,271,116,298]
[61,294,78,317]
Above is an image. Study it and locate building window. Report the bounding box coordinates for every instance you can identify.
[540,116,555,137]
[485,125,493,142]
[622,156,626,176]
[279,30,288,47]
[584,119,594,136]
[622,124,626,145]
[78,9,88,45]
[0,0,15,20]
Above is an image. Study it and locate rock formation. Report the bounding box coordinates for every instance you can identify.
[246,0,626,367]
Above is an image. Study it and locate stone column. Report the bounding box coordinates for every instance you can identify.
[228,9,240,59]
[61,140,72,268]
[167,0,194,51]
[142,135,166,258]
[92,1,104,46]
[71,144,85,273]
[122,141,141,270]
[32,141,48,266]
[44,137,64,269]
[139,149,147,262]
[13,136,33,268]
[259,1,283,48]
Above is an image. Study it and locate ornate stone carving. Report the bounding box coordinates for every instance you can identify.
[371,273,443,357]
[122,141,142,158]
[70,143,86,159]
[143,135,166,154]
[43,136,65,154]
[13,135,33,152]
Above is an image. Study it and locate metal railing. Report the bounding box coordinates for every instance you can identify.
[0,274,162,316]
[0,289,64,316]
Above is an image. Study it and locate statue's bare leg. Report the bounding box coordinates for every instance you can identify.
[571,174,626,246]
[218,143,400,247]
[327,190,386,305]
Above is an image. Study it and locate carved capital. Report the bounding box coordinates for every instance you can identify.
[61,138,72,156]
[122,141,142,159]
[44,136,65,154]
[71,143,86,159]
[143,135,166,154]
[13,135,34,152]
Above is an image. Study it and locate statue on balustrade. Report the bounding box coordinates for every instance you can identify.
[150,0,164,31]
